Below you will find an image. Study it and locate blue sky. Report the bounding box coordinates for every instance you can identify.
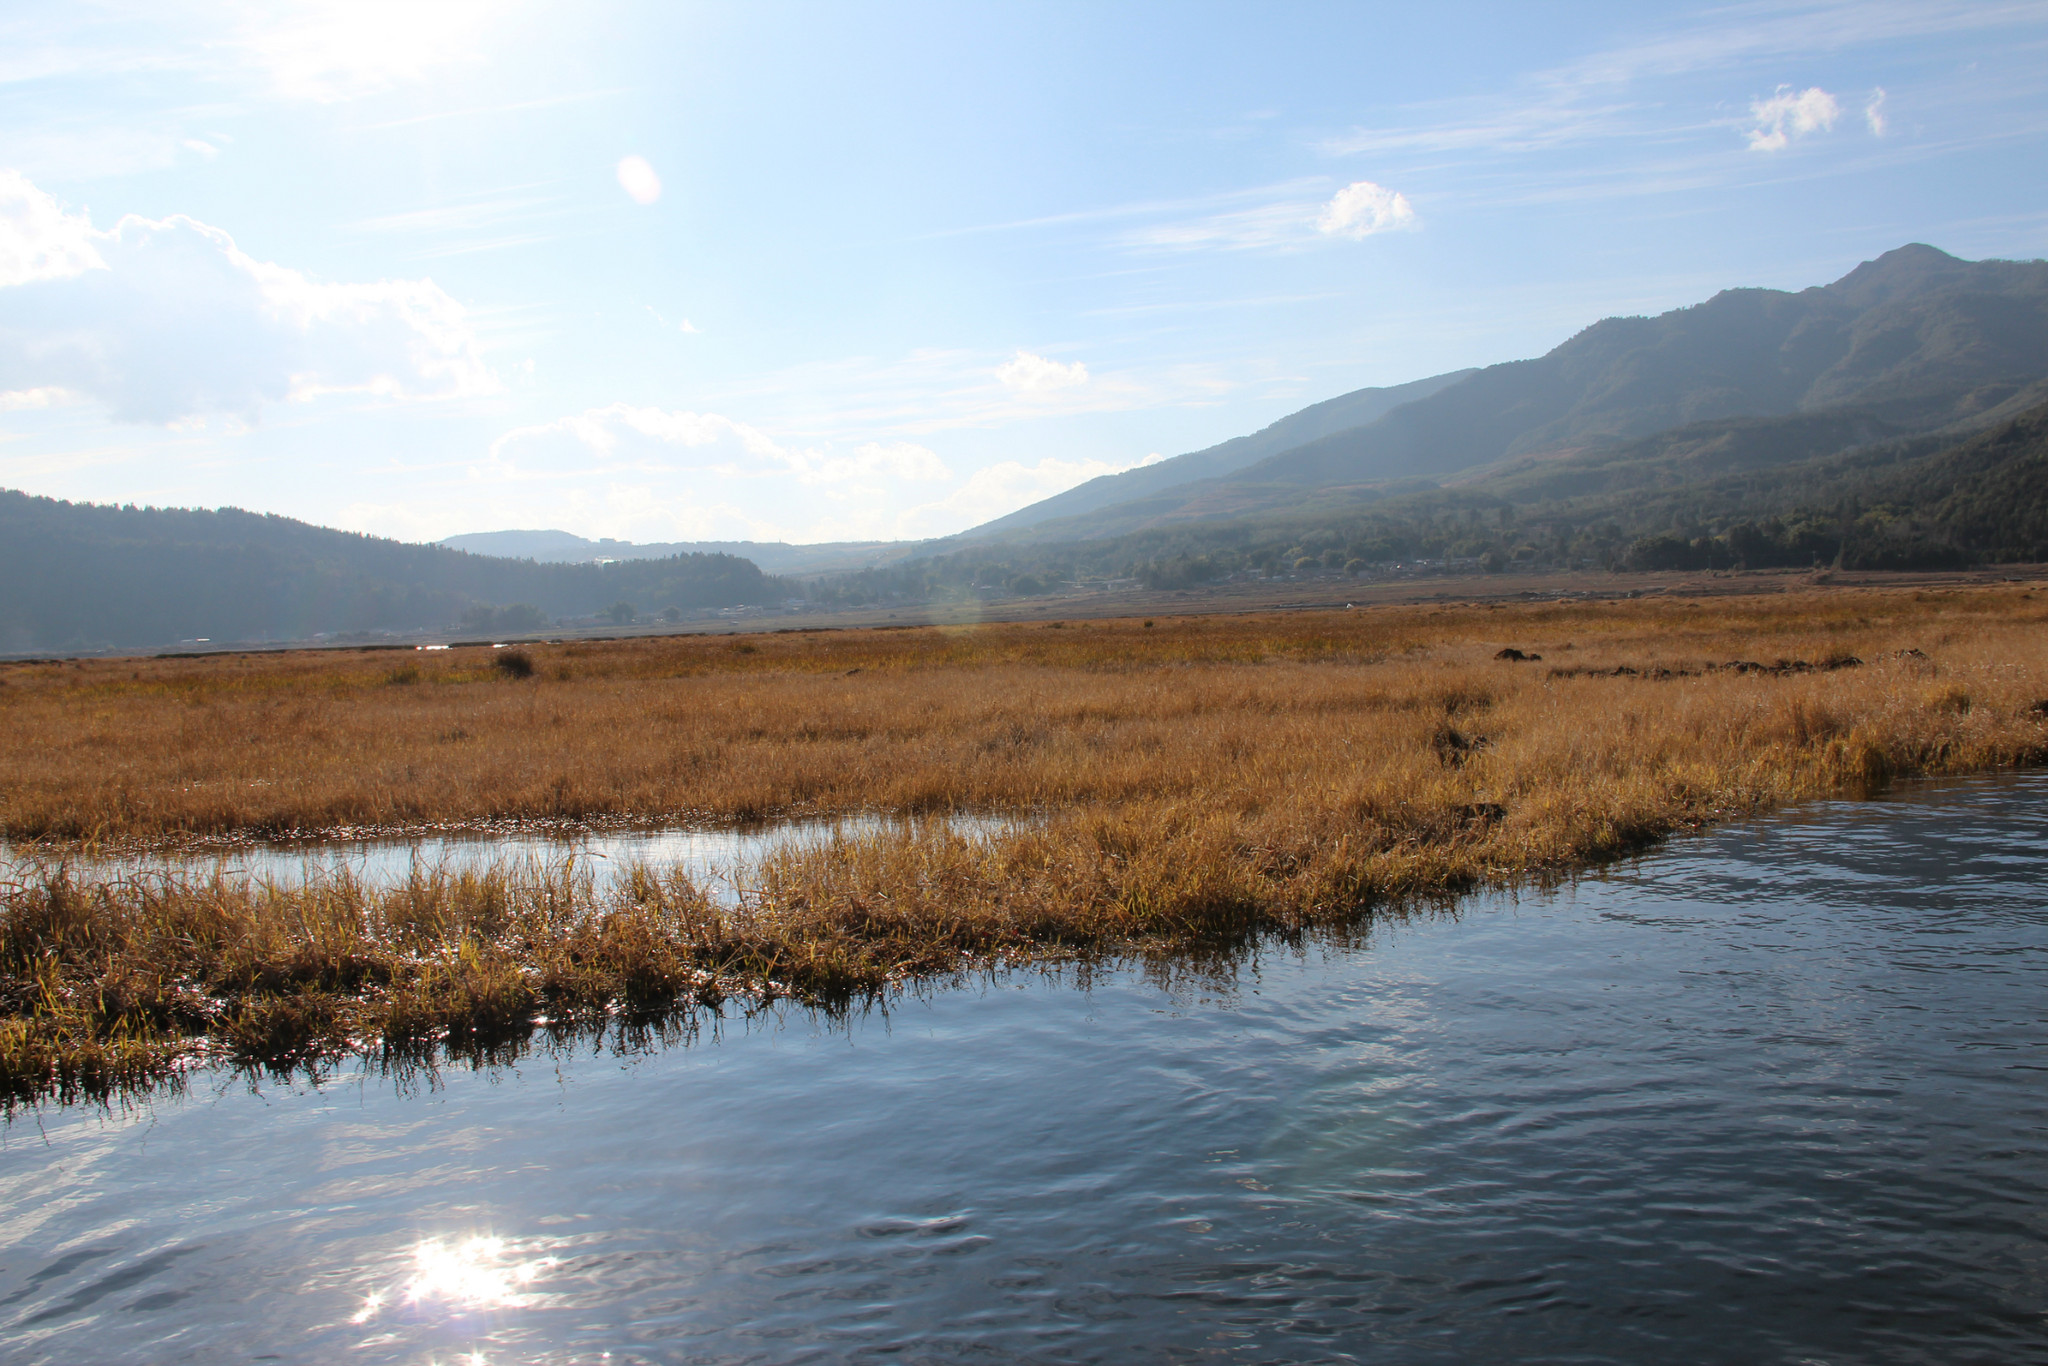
[2,1,2046,545]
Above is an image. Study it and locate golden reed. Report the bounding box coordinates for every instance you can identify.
[4,584,2045,1105]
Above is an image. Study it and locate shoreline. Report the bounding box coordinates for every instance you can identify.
[9,761,2046,1115]
[7,564,2045,667]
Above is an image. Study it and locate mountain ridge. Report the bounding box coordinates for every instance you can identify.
[960,245,2048,544]
[966,367,1475,536]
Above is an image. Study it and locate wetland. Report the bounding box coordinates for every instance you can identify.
[3,585,2045,1103]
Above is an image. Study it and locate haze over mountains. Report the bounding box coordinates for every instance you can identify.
[5,244,2045,653]
[437,531,905,577]
[969,368,1477,536]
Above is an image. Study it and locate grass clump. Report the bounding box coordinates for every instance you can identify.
[492,648,535,679]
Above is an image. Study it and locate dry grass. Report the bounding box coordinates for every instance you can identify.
[4,584,2047,1106]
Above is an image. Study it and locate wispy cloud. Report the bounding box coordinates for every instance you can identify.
[693,345,1245,445]
[359,88,631,132]
[914,179,1327,244]
[474,397,1167,543]
[1117,179,1420,253]
[915,5,2048,261]
[348,190,560,236]
[1319,1,2048,163]
[1079,291,1342,320]
[1121,197,1324,253]
[344,187,587,259]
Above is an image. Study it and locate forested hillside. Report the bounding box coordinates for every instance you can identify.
[0,493,783,652]
[804,398,2048,605]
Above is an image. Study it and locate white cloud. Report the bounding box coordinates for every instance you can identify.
[1316,181,1419,239]
[0,170,104,286]
[1865,87,1889,136]
[616,155,661,206]
[0,170,494,423]
[996,350,1089,392]
[1746,86,1840,151]
[0,385,67,411]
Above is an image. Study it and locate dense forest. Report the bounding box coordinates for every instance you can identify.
[0,493,787,652]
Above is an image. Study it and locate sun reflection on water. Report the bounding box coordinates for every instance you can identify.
[351,1234,559,1327]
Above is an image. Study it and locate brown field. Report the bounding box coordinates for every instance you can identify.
[4,584,2047,1106]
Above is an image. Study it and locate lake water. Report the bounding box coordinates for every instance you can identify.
[3,775,2045,1364]
[1,813,1010,902]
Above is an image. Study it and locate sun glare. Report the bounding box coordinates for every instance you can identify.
[351,1235,558,1328]
[405,1236,554,1310]
[243,0,498,100]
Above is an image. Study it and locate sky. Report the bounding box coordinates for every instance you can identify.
[2,1,2047,547]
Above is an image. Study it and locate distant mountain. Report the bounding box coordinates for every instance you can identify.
[966,368,1475,537]
[0,493,784,654]
[440,529,609,560]
[973,245,2048,543]
[804,393,2048,610]
[439,530,906,576]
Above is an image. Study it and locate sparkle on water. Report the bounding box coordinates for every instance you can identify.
[351,1235,558,1327]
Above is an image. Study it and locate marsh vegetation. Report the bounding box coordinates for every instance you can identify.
[3,585,2045,1105]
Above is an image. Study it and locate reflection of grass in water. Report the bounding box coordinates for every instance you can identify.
[3,586,2047,1106]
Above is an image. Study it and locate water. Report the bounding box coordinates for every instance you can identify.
[3,776,2045,1364]
[1,813,1008,900]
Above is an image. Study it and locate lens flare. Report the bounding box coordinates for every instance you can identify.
[616,156,662,205]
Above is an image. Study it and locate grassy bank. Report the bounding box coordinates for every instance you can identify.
[4,584,2046,1107]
